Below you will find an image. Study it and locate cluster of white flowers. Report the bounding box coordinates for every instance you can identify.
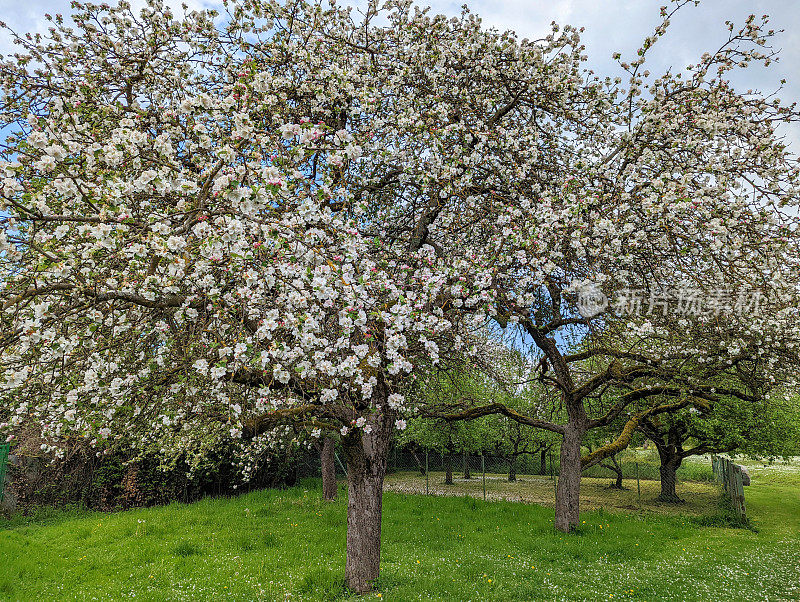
[0,0,798,489]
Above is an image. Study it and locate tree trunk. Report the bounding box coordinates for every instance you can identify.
[602,455,625,490]
[340,406,394,594]
[344,459,384,593]
[444,452,453,485]
[463,451,471,479]
[508,455,517,482]
[540,448,548,476]
[321,436,337,501]
[657,454,684,503]
[554,427,582,533]
[412,450,426,476]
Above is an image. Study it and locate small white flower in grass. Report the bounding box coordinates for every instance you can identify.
[311,428,321,438]
[363,425,373,434]
[340,426,349,436]
[99,427,111,438]
[355,416,366,428]
[230,427,242,439]
[395,419,407,431]
[192,359,209,374]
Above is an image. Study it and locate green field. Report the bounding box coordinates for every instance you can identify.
[1,460,798,601]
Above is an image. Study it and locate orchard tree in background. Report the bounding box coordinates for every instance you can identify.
[639,390,800,502]
[434,4,800,530]
[400,365,497,484]
[493,412,560,481]
[418,345,563,481]
[2,0,800,591]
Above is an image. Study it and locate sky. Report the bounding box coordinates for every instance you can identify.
[1,0,799,147]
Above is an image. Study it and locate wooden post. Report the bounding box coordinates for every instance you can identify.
[712,456,746,520]
[723,458,730,492]
[729,462,746,518]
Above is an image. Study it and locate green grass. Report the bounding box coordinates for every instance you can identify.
[1,471,799,601]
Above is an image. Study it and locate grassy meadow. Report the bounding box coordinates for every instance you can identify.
[0,458,798,601]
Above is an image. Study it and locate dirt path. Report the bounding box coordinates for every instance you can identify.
[384,470,721,516]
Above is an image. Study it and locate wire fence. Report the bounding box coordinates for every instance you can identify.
[302,447,720,509]
[386,450,558,501]
[388,450,557,480]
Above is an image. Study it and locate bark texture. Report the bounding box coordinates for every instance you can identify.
[639,419,687,503]
[341,406,394,594]
[321,436,337,501]
[555,426,583,532]
[657,454,684,503]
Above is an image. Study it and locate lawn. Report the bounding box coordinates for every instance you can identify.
[1,462,798,601]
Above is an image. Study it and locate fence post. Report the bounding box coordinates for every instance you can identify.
[635,462,641,507]
[425,451,429,495]
[481,454,486,501]
[732,464,746,518]
[712,456,746,520]
[723,458,730,493]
